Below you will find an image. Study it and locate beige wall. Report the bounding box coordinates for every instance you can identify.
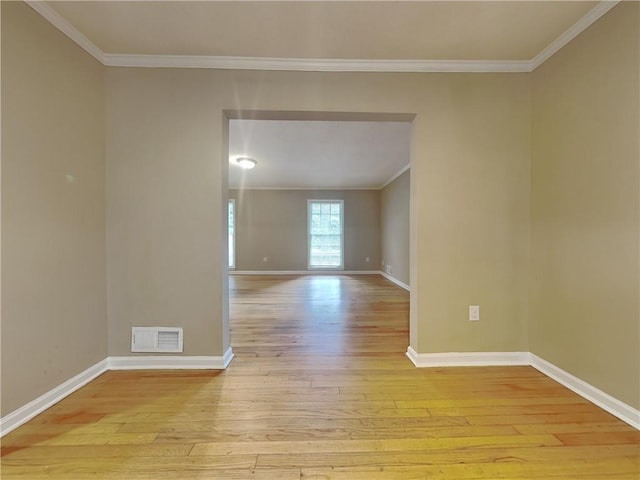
[106,68,531,358]
[1,2,106,415]
[381,170,410,286]
[10,0,637,419]
[530,2,640,408]
[229,189,380,272]
[105,69,228,357]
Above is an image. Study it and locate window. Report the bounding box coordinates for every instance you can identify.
[228,199,235,269]
[308,200,344,269]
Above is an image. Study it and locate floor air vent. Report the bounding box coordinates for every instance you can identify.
[131,327,183,353]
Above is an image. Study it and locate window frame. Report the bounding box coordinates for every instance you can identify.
[307,199,344,270]
[228,199,236,270]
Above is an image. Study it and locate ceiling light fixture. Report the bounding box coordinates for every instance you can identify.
[235,157,257,170]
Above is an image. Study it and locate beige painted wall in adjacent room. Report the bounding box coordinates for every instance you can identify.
[106,68,531,357]
[1,2,106,415]
[229,189,380,272]
[381,170,410,287]
[530,2,640,409]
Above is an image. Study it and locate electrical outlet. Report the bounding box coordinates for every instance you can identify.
[262,257,268,262]
[365,257,370,263]
[385,265,392,274]
[469,305,480,321]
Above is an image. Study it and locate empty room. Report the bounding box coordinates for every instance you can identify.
[1,1,639,479]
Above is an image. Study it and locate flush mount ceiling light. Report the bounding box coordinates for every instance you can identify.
[235,157,257,170]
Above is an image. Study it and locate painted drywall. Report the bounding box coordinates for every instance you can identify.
[229,189,380,271]
[4,0,637,423]
[106,67,531,357]
[381,170,410,286]
[1,2,106,416]
[530,2,640,409]
[105,70,228,357]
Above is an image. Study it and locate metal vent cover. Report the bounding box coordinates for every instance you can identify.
[131,327,183,353]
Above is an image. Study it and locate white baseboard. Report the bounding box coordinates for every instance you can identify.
[4,347,637,437]
[405,347,639,430]
[0,358,109,437]
[222,346,235,368]
[405,348,529,367]
[231,270,380,275]
[530,353,640,430]
[109,348,235,370]
[0,348,235,437]
[406,346,419,365]
[379,271,410,291]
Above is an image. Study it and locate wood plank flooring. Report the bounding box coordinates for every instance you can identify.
[2,274,638,479]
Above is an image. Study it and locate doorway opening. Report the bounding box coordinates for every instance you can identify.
[223,110,415,359]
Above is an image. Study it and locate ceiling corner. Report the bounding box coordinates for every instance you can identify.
[530,0,620,70]
[26,0,105,64]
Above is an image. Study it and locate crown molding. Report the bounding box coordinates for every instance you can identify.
[228,186,381,191]
[28,0,619,74]
[25,0,104,64]
[229,164,411,191]
[230,270,380,275]
[530,0,620,70]
[381,164,410,189]
[103,54,532,73]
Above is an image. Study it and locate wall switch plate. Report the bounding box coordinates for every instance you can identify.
[469,305,480,321]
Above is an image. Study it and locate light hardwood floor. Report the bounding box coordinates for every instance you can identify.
[1,274,638,479]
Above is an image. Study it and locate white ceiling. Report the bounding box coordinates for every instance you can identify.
[30,1,615,190]
[228,120,411,190]
[47,1,598,62]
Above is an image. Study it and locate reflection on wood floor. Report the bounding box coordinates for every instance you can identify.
[1,274,638,479]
